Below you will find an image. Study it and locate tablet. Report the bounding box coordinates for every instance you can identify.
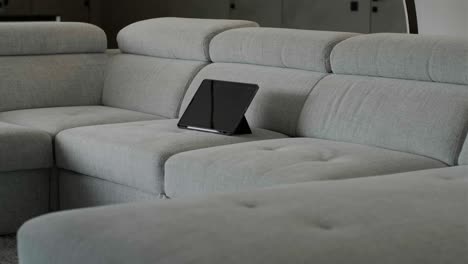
[178,79,259,135]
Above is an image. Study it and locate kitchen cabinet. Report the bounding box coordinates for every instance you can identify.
[283,0,372,33]
[0,0,92,22]
[0,0,31,15]
[229,0,283,27]
[229,0,407,33]
[370,0,407,33]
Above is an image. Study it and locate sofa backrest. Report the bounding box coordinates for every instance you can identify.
[458,141,468,165]
[179,28,357,136]
[0,22,107,112]
[297,33,468,165]
[102,18,258,118]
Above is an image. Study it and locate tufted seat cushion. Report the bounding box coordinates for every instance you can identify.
[0,106,161,136]
[0,122,52,172]
[56,119,286,195]
[165,138,446,197]
[18,166,468,264]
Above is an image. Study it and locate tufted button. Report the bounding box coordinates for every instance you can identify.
[238,201,257,209]
[438,175,456,181]
[315,221,333,230]
[262,147,277,151]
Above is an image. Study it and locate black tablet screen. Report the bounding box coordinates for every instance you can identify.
[178,80,259,134]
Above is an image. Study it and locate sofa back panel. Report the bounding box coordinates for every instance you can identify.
[0,54,107,112]
[179,63,326,136]
[103,54,207,118]
[118,17,258,61]
[0,22,107,56]
[104,18,259,117]
[331,33,468,85]
[297,75,468,165]
[210,27,357,72]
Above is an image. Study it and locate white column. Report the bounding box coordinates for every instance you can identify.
[415,0,468,39]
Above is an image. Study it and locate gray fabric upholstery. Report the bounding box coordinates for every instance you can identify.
[210,28,357,72]
[165,138,446,198]
[118,17,258,61]
[56,119,286,195]
[102,54,207,117]
[59,170,159,210]
[0,106,161,136]
[0,170,50,235]
[179,63,326,136]
[0,54,107,112]
[0,22,107,56]
[18,167,468,264]
[105,17,261,117]
[458,144,468,166]
[297,75,468,165]
[0,122,52,172]
[331,33,468,85]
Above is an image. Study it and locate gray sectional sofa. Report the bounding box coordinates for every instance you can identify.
[0,17,465,263]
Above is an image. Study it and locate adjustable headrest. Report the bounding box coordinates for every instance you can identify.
[117,17,259,61]
[0,22,107,55]
[210,27,358,72]
[331,33,468,85]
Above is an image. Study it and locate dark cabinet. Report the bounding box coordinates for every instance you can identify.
[0,0,92,22]
[229,0,282,27]
[283,0,372,33]
[370,0,408,33]
[0,0,31,15]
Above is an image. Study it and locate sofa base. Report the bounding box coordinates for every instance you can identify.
[59,170,160,210]
[0,169,50,235]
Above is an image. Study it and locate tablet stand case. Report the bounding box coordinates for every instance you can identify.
[232,116,252,135]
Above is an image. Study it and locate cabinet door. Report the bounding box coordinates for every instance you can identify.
[283,0,371,33]
[31,0,60,15]
[167,0,230,19]
[0,0,31,15]
[370,0,408,33]
[229,0,282,27]
[59,0,89,22]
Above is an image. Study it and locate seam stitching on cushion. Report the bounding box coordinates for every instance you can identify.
[427,39,441,83]
[61,169,160,196]
[453,118,468,166]
[294,73,331,137]
[207,23,259,62]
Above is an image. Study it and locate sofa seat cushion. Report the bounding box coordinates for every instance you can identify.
[18,167,468,264]
[0,106,161,136]
[0,122,52,172]
[165,138,446,197]
[56,119,286,195]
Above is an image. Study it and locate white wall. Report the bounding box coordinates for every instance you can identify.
[462,0,467,37]
[415,0,468,39]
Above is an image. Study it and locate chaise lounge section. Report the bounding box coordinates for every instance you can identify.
[18,166,468,264]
